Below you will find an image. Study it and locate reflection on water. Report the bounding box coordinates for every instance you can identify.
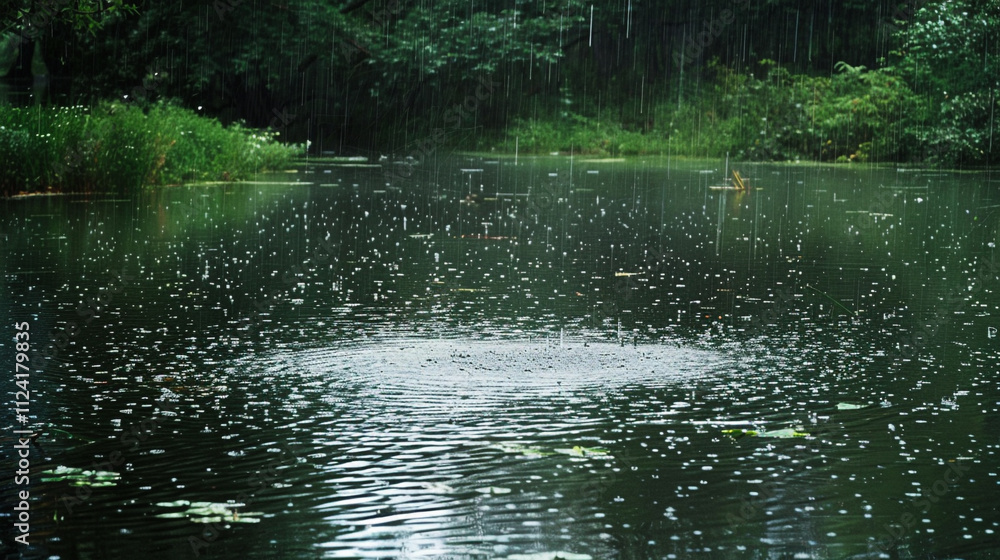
[293,339,727,560]
[1,157,999,560]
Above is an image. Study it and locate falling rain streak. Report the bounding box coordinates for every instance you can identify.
[2,1,1000,559]
[3,155,999,559]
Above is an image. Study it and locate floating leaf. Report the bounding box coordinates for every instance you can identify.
[553,446,612,458]
[722,429,758,440]
[155,500,192,508]
[189,515,261,524]
[490,442,553,457]
[521,448,555,457]
[492,442,611,458]
[419,482,456,493]
[758,428,809,438]
[40,466,120,487]
[836,402,868,410]
[475,486,512,495]
[186,503,245,517]
[723,428,808,439]
[155,501,262,523]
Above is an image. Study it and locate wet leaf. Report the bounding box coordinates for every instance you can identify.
[154,512,188,519]
[155,500,192,507]
[475,486,512,494]
[490,442,553,457]
[154,501,261,523]
[40,466,120,487]
[836,402,868,410]
[419,482,457,493]
[553,446,612,458]
[722,429,757,440]
[757,428,809,438]
[723,428,808,439]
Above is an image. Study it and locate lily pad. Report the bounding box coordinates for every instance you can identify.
[40,466,120,487]
[155,501,263,523]
[836,402,868,410]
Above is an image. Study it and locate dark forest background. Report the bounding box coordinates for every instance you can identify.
[2,0,998,164]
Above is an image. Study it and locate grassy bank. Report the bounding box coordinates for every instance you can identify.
[498,61,993,167]
[0,102,303,197]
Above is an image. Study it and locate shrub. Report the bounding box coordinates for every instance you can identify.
[0,101,302,197]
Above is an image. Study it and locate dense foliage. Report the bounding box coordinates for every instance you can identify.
[0,103,301,196]
[1,0,997,165]
[1,0,138,37]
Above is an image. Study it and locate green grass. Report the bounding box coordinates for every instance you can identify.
[496,61,932,164]
[0,101,303,197]
[501,114,670,156]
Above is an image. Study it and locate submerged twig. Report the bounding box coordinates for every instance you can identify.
[806,284,857,316]
[46,426,96,444]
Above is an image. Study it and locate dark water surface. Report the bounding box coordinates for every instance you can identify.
[2,157,999,560]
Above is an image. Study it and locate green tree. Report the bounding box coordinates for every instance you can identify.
[892,0,1000,164]
[45,0,585,152]
[1,0,138,37]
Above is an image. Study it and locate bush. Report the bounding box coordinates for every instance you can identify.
[497,59,923,164]
[502,112,667,156]
[906,92,998,166]
[0,101,303,197]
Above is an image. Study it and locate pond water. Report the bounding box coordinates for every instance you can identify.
[2,156,999,560]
